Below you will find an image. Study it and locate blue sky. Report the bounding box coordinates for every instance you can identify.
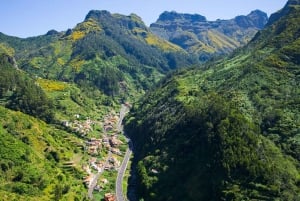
[1,0,287,38]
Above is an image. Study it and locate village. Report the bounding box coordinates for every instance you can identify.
[62,106,129,201]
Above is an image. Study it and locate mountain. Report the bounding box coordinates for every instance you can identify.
[1,6,297,200]
[0,10,199,200]
[150,10,268,61]
[0,54,87,200]
[0,10,197,100]
[125,1,300,200]
[0,53,54,122]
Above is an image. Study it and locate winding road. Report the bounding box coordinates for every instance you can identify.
[116,105,132,201]
[88,105,128,200]
[88,150,112,199]
[116,146,132,201]
[87,104,131,200]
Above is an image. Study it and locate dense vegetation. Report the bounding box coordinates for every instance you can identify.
[150,10,268,61]
[0,10,197,100]
[0,104,86,200]
[1,1,299,200]
[0,54,54,122]
[0,50,90,200]
[125,1,300,200]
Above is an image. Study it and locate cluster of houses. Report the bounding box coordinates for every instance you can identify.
[80,109,126,198]
[85,138,102,155]
[84,135,123,156]
[62,106,130,199]
[82,142,121,190]
[62,115,94,136]
[103,112,119,132]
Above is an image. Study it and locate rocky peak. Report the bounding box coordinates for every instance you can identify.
[84,10,146,30]
[84,10,111,22]
[150,10,268,61]
[46,29,59,36]
[247,10,268,29]
[267,0,300,26]
[234,10,268,29]
[157,11,207,23]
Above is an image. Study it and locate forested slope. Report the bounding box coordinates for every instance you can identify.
[126,1,300,200]
[0,54,86,200]
[0,10,197,100]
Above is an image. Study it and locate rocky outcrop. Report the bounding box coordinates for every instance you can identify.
[150,10,268,61]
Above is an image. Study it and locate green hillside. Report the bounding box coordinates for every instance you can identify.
[0,106,87,201]
[0,10,197,100]
[0,10,198,200]
[0,53,87,200]
[125,1,300,200]
[150,10,268,62]
[1,2,299,200]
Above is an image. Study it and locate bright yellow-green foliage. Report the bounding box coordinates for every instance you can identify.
[29,57,45,68]
[70,18,102,41]
[0,189,48,201]
[207,30,240,50]
[145,33,182,52]
[78,18,102,32]
[0,106,86,200]
[51,41,72,66]
[57,57,65,66]
[190,41,215,54]
[69,58,85,72]
[71,31,85,41]
[178,31,216,54]
[133,27,182,52]
[36,78,68,92]
[184,31,239,55]
[0,43,15,56]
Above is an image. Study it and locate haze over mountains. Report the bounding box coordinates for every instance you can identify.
[0,1,299,200]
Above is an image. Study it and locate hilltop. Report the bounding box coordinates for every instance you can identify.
[0,10,196,101]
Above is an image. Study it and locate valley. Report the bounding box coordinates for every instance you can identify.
[0,0,299,200]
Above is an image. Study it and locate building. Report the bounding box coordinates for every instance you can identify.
[104,193,116,201]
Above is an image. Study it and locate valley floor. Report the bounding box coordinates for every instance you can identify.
[76,104,131,200]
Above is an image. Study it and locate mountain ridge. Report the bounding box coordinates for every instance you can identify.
[0,5,296,200]
[150,10,268,61]
[0,10,197,99]
[125,1,300,200]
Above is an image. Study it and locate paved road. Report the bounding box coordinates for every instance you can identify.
[88,150,112,199]
[116,144,132,201]
[116,104,132,201]
[117,104,128,131]
[88,105,127,199]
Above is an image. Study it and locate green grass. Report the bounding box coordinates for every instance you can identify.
[0,106,86,200]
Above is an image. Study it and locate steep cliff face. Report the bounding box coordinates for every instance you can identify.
[150,10,268,61]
